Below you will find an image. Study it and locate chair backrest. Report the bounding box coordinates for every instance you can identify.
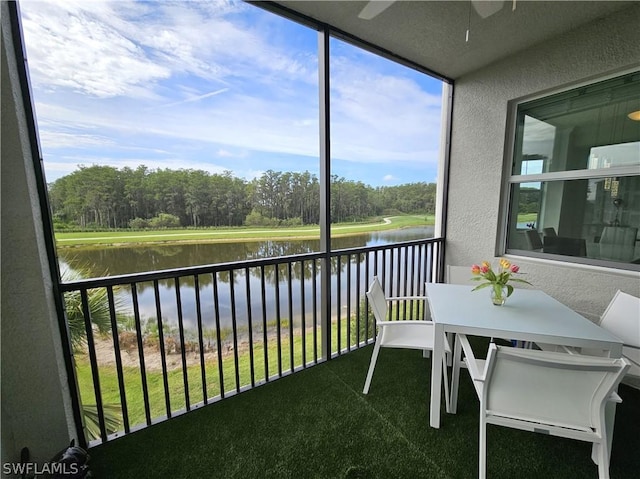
[483,346,629,432]
[599,291,640,381]
[599,226,638,261]
[524,229,543,250]
[543,227,557,237]
[543,236,587,257]
[599,290,640,349]
[600,226,638,246]
[366,277,388,325]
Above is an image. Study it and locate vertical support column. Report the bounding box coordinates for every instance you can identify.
[435,82,453,282]
[2,1,82,458]
[318,27,331,360]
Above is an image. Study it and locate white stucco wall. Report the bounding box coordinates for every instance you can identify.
[1,3,76,469]
[446,3,640,320]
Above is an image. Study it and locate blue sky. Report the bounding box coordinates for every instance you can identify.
[19,0,443,187]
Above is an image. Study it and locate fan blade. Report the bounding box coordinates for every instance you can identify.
[358,1,395,20]
[472,0,505,19]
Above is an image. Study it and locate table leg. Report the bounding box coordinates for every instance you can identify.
[430,323,444,428]
[450,333,462,414]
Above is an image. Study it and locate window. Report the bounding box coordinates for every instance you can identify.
[506,72,640,270]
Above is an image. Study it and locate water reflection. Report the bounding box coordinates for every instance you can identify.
[60,227,434,333]
[59,227,432,276]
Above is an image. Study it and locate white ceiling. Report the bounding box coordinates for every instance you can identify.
[268,1,636,80]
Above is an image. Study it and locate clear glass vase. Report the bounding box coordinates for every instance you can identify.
[491,284,509,306]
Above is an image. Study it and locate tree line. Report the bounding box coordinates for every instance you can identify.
[49,165,437,230]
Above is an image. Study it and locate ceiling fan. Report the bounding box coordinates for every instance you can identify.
[358,1,513,21]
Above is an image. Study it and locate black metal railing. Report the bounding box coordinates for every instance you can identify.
[59,237,444,445]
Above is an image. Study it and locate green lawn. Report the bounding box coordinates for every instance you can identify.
[87,340,640,479]
[76,319,370,431]
[516,213,537,223]
[56,215,433,247]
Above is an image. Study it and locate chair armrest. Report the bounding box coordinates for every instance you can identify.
[386,296,427,302]
[458,334,486,382]
[535,343,579,354]
[623,354,640,368]
[608,392,623,404]
[384,296,430,320]
[378,320,433,326]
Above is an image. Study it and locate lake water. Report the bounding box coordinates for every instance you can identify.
[59,226,434,335]
[59,227,434,276]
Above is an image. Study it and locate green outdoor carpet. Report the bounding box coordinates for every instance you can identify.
[88,341,640,478]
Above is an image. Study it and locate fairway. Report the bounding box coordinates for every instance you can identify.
[56,215,434,247]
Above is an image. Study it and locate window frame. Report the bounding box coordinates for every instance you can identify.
[500,71,640,272]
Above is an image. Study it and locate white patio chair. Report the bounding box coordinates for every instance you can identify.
[537,290,640,386]
[584,290,640,389]
[599,290,640,357]
[457,333,630,479]
[362,277,451,411]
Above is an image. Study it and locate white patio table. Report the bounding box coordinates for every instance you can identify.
[425,283,624,429]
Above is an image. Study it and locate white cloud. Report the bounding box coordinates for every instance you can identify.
[21,0,320,154]
[37,129,115,150]
[21,1,171,98]
[156,88,230,108]
[241,168,266,182]
[20,0,315,98]
[216,149,248,159]
[19,0,443,186]
[329,52,442,166]
[44,154,232,181]
[383,174,397,182]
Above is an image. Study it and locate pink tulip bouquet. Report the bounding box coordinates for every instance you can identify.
[470,259,531,300]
